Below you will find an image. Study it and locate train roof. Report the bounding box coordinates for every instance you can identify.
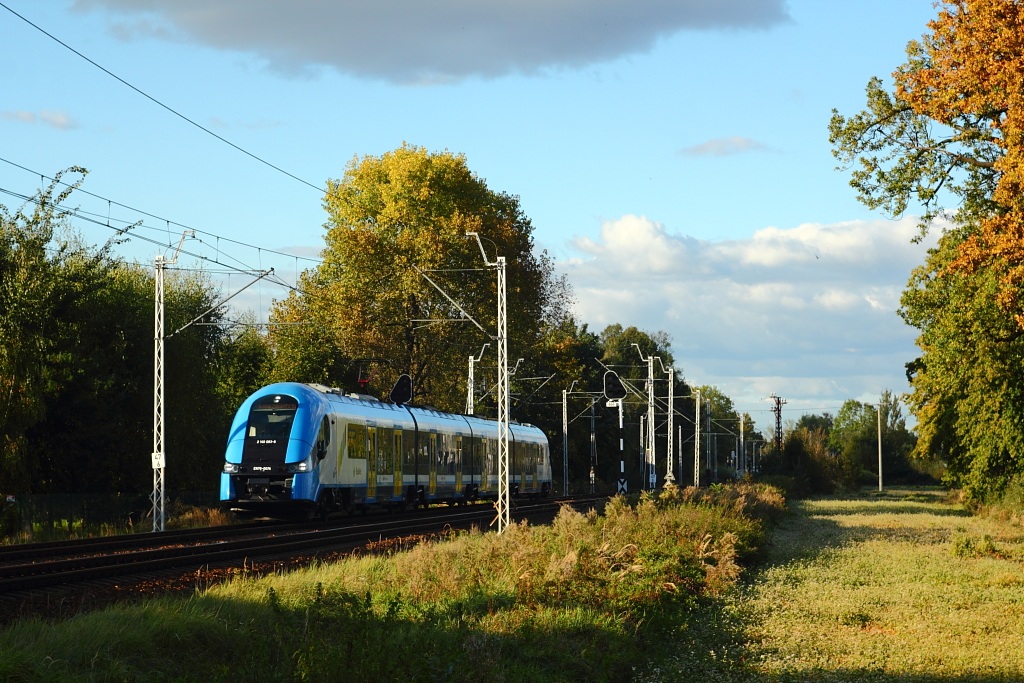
[257,382,544,436]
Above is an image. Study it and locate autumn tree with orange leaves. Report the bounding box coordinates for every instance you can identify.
[831,0,1024,500]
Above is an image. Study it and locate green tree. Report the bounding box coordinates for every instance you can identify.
[217,316,274,411]
[796,412,834,434]
[831,399,880,484]
[598,325,680,487]
[828,0,1004,237]
[696,385,742,479]
[901,227,1021,498]
[25,264,153,496]
[829,392,917,488]
[273,144,571,412]
[830,0,1024,499]
[0,169,116,493]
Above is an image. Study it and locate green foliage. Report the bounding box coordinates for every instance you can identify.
[759,395,919,496]
[832,3,1024,504]
[0,483,780,682]
[273,144,571,412]
[0,169,114,493]
[950,531,998,559]
[829,68,1001,235]
[216,318,273,411]
[0,171,241,503]
[901,227,1024,500]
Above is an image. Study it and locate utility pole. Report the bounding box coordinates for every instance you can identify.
[693,389,701,487]
[152,230,192,532]
[467,233,510,533]
[877,401,884,492]
[664,366,675,486]
[769,393,787,452]
[603,371,628,495]
[562,389,568,496]
[739,413,745,476]
[589,399,597,494]
[632,344,656,490]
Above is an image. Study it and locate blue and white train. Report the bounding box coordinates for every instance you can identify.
[220,382,552,517]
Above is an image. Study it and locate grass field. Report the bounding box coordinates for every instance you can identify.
[5,486,1023,681]
[641,487,1024,682]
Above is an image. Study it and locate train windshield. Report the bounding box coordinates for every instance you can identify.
[247,394,299,443]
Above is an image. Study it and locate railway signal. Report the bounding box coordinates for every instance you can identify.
[603,371,628,494]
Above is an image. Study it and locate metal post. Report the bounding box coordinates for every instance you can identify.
[677,425,683,484]
[467,233,510,532]
[151,231,191,532]
[466,354,475,415]
[665,367,674,485]
[739,414,745,476]
[589,399,596,494]
[152,254,166,533]
[616,399,626,494]
[877,402,883,492]
[639,414,645,480]
[646,355,655,489]
[706,400,713,478]
[693,389,701,487]
[495,257,510,531]
[562,389,569,496]
[466,343,489,415]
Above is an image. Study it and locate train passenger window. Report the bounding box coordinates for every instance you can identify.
[347,423,367,460]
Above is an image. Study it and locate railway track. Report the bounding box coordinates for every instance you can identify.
[0,496,601,622]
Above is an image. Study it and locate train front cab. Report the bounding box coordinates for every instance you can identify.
[220,385,329,517]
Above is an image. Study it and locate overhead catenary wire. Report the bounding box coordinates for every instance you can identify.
[0,155,327,296]
[0,2,324,194]
[0,184,313,303]
[0,157,324,267]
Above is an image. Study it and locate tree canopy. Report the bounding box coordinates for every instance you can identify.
[272,144,571,412]
[830,0,1024,499]
[0,170,240,501]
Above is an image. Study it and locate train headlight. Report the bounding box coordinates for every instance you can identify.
[285,457,312,473]
[223,462,239,474]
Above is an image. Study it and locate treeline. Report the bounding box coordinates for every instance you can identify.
[0,145,942,519]
[0,156,754,511]
[759,391,931,496]
[0,170,246,500]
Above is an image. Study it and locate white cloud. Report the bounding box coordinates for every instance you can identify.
[560,214,939,430]
[72,0,790,84]
[2,110,77,130]
[678,136,770,157]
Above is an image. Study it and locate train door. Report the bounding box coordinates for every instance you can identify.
[455,435,463,495]
[393,430,403,498]
[346,422,368,503]
[404,428,419,500]
[513,440,525,494]
[479,436,494,493]
[377,427,394,499]
[332,422,344,481]
[428,431,438,496]
[529,443,539,492]
[367,425,378,499]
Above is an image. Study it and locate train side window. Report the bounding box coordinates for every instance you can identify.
[316,416,330,459]
[348,423,367,460]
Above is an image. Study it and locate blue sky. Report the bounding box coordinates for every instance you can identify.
[0,0,944,433]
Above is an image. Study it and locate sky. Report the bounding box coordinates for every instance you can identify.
[0,0,946,434]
